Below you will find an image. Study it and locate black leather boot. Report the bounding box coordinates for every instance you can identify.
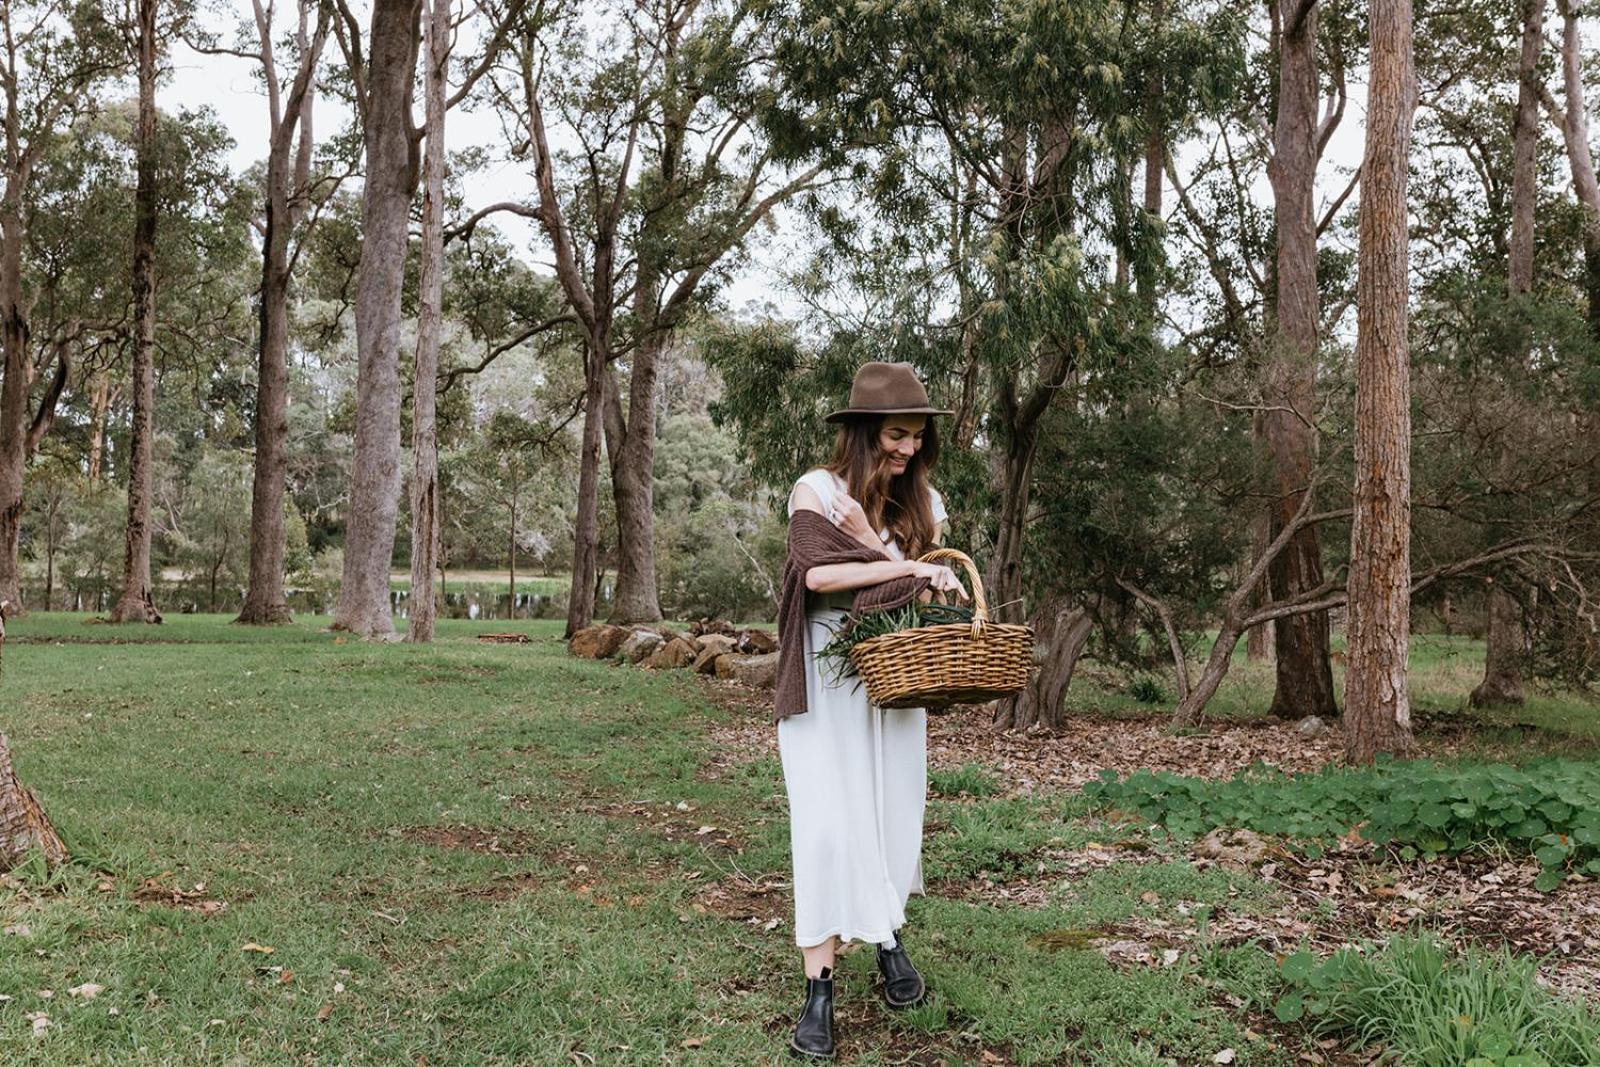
[789,966,835,1059]
[876,934,926,1009]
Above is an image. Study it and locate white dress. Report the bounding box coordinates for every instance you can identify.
[779,468,948,947]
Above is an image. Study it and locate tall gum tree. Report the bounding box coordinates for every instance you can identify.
[329,0,423,638]
[108,0,166,624]
[232,0,332,626]
[1343,0,1418,764]
[475,0,831,633]
[1469,0,1544,706]
[1260,0,1342,720]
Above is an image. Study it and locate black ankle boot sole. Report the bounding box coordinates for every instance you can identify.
[789,1038,836,1060]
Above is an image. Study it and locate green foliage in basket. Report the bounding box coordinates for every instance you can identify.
[816,600,977,685]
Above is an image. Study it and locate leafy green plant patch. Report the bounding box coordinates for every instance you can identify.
[1083,758,1600,890]
[1272,934,1600,1066]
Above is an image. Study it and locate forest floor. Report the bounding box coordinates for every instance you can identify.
[0,613,1596,1064]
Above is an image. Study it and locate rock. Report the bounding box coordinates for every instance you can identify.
[617,629,666,664]
[1194,828,1276,869]
[644,637,698,670]
[694,633,738,656]
[1294,715,1327,737]
[569,624,629,660]
[693,647,728,675]
[716,652,780,688]
[738,629,778,655]
[690,618,736,638]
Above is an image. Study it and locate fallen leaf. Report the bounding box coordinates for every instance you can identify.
[681,1037,704,1049]
[4,923,31,936]
[241,943,275,955]
[316,1001,334,1022]
[67,983,104,1000]
[26,1011,49,1037]
[1213,1050,1236,1064]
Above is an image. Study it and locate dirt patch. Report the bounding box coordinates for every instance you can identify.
[128,876,229,916]
[692,873,788,929]
[580,798,744,854]
[456,871,543,900]
[397,823,543,856]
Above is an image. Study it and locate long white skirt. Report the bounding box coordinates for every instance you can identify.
[777,606,927,947]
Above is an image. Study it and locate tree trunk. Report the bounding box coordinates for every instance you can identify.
[0,733,67,873]
[986,416,1042,628]
[993,591,1093,732]
[332,0,422,639]
[240,3,325,626]
[87,375,109,482]
[110,0,163,626]
[1468,0,1543,694]
[1509,0,1543,297]
[566,343,605,637]
[604,334,664,625]
[1135,0,1165,305]
[1262,0,1335,720]
[1470,583,1527,706]
[407,0,447,643]
[239,158,296,625]
[507,487,517,618]
[1174,616,1245,726]
[0,210,27,613]
[1343,0,1416,764]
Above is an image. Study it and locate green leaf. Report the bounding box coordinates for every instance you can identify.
[1534,869,1564,892]
[1273,991,1305,1023]
[1278,950,1315,983]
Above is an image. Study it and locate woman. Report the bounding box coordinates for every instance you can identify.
[773,361,968,1060]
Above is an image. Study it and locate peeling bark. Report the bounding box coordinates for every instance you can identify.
[1343,0,1417,764]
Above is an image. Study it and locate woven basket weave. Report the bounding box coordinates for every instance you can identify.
[848,548,1035,709]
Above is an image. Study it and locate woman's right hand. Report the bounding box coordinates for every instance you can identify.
[909,561,968,600]
[831,492,879,545]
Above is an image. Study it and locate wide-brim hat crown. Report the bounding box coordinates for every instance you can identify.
[825,361,954,423]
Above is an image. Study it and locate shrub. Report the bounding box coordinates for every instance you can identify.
[1083,758,1600,890]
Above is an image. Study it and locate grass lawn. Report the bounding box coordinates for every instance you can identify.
[0,613,1593,1063]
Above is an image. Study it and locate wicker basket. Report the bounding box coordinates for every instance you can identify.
[848,548,1035,709]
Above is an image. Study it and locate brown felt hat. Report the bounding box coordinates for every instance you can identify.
[826,361,953,423]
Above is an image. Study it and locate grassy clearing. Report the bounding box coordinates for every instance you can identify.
[1,612,1287,1065]
[1,614,1596,1063]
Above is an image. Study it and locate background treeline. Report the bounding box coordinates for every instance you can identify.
[0,0,1596,758]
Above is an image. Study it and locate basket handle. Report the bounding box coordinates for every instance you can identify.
[916,547,987,637]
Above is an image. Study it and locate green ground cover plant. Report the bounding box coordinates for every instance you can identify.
[1084,758,1600,889]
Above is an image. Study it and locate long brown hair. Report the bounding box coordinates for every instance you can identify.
[825,415,941,558]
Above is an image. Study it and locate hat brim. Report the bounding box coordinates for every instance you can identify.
[825,405,955,424]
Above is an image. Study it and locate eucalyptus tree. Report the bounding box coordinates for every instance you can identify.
[0,0,121,613]
[472,0,835,634]
[206,0,334,625]
[327,0,525,639]
[1344,0,1418,764]
[108,0,179,624]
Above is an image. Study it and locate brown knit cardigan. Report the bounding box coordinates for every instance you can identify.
[773,508,930,722]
